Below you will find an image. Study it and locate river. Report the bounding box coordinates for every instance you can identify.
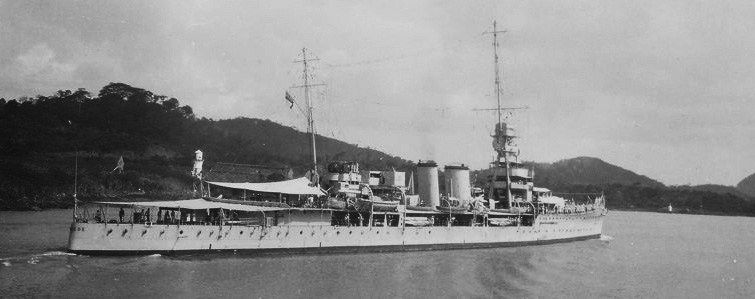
[1,209,753,298]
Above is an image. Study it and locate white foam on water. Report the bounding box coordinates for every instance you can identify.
[145,254,162,258]
[0,251,78,265]
[39,251,76,257]
[600,235,613,241]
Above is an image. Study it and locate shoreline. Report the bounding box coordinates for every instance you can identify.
[610,207,754,217]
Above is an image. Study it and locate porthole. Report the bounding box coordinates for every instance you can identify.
[179,230,184,234]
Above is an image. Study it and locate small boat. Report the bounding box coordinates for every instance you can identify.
[325,198,346,210]
[355,196,398,212]
[405,205,437,212]
[435,205,469,214]
[488,218,517,226]
[404,216,434,226]
[490,207,528,214]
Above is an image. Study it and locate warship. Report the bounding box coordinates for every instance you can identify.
[68,22,606,255]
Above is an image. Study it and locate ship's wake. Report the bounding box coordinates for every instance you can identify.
[600,235,613,241]
[0,251,78,266]
[40,251,77,257]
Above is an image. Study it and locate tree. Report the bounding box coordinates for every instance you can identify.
[179,105,194,118]
[163,97,180,110]
[98,82,151,103]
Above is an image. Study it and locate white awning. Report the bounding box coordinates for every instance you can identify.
[538,196,566,207]
[94,198,285,212]
[206,177,326,196]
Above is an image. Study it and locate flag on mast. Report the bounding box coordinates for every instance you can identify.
[284,91,295,109]
[112,156,124,173]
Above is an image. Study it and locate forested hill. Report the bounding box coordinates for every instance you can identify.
[471,157,663,190]
[472,157,755,216]
[532,157,664,188]
[0,83,412,210]
[1,83,754,216]
[736,173,755,197]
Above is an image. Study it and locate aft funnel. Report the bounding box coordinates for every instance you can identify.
[416,160,440,208]
[444,164,471,201]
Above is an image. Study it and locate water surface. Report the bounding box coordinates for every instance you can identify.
[1,210,753,298]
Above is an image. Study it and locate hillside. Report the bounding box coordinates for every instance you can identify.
[736,173,755,197]
[532,157,664,189]
[471,157,663,189]
[471,157,754,216]
[207,118,413,173]
[0,83,413,210]
[1,83,754,216]
[677,184,752,199]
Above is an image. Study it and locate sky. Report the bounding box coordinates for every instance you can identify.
[2,0,755,186]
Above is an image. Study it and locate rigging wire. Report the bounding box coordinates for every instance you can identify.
[283,30,499,145]
[324,34,486,69]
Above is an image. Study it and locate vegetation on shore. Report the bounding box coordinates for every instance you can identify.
[472,158,755,217]
[0,83,411,210]
[1,83,754,216]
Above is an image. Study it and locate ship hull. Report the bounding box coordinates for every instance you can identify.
[68,212,604,256]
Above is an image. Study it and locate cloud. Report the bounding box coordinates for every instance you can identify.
[2,0,755,185]
[1,43,76,94]
[16,43,57,75]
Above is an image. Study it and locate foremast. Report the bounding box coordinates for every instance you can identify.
[485,21,533,210]
[490,21,511,209]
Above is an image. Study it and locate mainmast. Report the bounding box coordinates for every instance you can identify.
[303,49,318,186]
[293,48,325,186]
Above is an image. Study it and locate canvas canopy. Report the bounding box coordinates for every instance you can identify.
[94,198,284,212]
[206,177,325,196]
[537,196,566,207]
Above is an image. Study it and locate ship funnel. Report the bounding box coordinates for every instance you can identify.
[416,160,440,208]
[444,164,471,201]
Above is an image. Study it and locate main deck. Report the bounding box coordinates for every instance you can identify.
[68,209,604,256]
